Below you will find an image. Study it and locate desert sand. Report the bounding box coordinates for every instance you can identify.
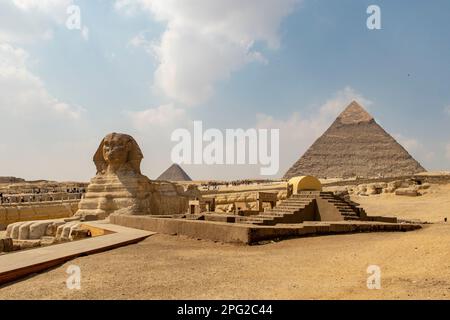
[354,183,450,223]
[1,184,450,300]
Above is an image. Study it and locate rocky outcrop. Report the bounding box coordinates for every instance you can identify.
[325,179,431,197]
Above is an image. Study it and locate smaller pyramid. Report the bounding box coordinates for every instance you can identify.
[157,164,192,181]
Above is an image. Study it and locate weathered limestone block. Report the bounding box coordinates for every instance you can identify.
[18,221,35,240]
[5,219,92,244]
[71,228,92,240]
[56,222,80,241]
[363,182,387,195]
[356,185,367,195]
[6,222,18,238]
[278,190,287,200]
[74,133,190,220]
[399,181,413,188]
[417,183,431,190]
[13,240,41,250]
[6,219,67,241]
[366,185,377,195]
[0,238,14,252]
[29,221,54,240]
[1,201,77,228]
[395,188,419,197]
[40,236,56,246]
[46,220,67,236]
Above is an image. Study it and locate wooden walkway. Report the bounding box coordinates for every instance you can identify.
[0,221,154,286]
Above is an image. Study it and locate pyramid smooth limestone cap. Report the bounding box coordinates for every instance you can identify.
[337,101,374,124]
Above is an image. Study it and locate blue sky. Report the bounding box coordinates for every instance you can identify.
[0,0,449,181]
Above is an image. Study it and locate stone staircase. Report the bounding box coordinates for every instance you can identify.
[318,192,365,221]
[237,191,366,226]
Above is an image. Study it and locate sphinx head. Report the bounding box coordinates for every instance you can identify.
[93,133,143,175]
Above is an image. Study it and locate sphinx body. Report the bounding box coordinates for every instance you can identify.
[4,133,191,243]
[75,133,189,220]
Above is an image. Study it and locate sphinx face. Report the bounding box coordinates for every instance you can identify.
[102,133,129,170]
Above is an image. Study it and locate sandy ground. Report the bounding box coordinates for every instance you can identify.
[1,183,450,300]
[354,184,450,223]
[1,225,450,300]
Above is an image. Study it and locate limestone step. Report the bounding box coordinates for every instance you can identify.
[340,212,359,216]
[291,195,317,199]
[341,215,360,220]
[263,212,288,217]
[340,212,358,217]
[281,200,311,205]
[276,205,307,210]
[258,214,290,220]
[339,207,357,211]
[240,216,274,222]
[323,199,344,203]
[335,204,353,208]
[267,208,299,213]
[344,216,360,221]
[238,216,265,221]
[282,198,313,203]
[238,219,268,225]
[319,194,335,198]
[279,203,310,208]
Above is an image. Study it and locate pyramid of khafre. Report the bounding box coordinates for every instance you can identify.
[157,163,192,181]
[283,101,426,179]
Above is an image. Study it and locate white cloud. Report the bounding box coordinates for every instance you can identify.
[118,0,299,106]
[393,133,435,164]
[0,1,84,121]
[0,0,72,44]
[392,137,436,171]
[125,104,191,179]
[394,134,422,153]
[12,0,69,12]
[127,30,155,56]
[255,87,373,174]
[444,105,450,116]
[257,86,372,139]
[0,43,84,120]
[128,104,186,130]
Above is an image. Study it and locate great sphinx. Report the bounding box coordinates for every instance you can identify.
[75,132,190,220]
[5,133,193,244]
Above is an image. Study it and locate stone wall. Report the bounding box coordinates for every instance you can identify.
[203,188,287,213]
[1,192,83,204]
[0,200,79,230]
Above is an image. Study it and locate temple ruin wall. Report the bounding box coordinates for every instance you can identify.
[0,200,79,230]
